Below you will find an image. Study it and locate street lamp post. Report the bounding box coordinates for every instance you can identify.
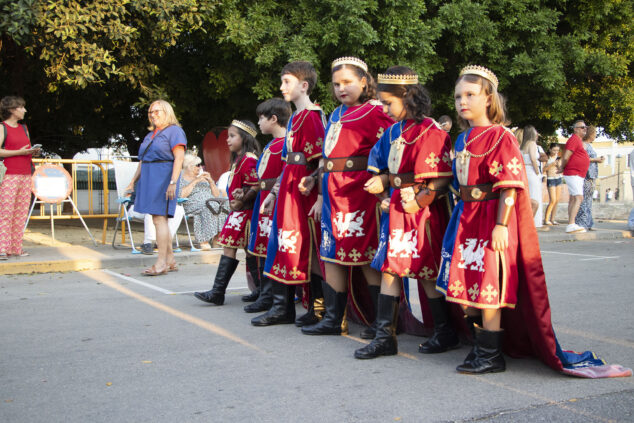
[616,154,622,200]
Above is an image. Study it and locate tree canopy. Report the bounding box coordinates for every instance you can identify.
[1,0,631,156]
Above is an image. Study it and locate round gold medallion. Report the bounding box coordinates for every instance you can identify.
[326,161,334,170]
[471,187,483,200]
[294,155,300,162]
[394,177,402,187]
[260,181,266,190]
[345,160,354,168]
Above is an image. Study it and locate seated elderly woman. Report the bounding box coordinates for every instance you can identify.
[179,153,229,248]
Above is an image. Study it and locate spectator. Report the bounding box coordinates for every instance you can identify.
[438,115,452,132]
[544,143,562,225]
[559,120,590,233]
[520,125,542,224]
[179,152,227,248]
[126,100,186,275]
[606,188,612,202]
[628,150,634,230]
[0,96,41,259]
[575,126,604,230]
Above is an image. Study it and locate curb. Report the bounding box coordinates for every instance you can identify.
[0,249,235,276]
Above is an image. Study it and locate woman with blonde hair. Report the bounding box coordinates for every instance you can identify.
[520,125,542,220]
[575,126,604,230]
[126,100,187,275]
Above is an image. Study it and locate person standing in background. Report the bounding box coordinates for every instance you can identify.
[0,96,41,259]
[575,126,603,230]
[559,120,589,233]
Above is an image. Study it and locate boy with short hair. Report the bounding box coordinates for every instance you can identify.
[252,61,326,326]
[243,98,292,313]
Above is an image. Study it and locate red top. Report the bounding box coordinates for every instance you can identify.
[2,123,32,175]
[563,134,589,178]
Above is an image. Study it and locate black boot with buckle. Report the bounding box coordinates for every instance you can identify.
[456,325,506,374]
[251,280,296,326]
[301,281,347,335]
[418,296,460,353]
[354,294,399,359]
[244,257,273,313]
[360,285,380,339]
[294,274,324,327]
[241,255,261,302]
[194,255,239,305]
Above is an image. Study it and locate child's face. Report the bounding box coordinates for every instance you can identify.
[332,67,366,107]
[454,79,491,126]
[378,91,406,121]
[227,126,244,153]
[258,115,277,135]
[280,74,305,102]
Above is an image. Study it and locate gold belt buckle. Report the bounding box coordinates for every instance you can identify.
[394,176,402,187]
[294,154,301,162]
[345,159,354,169]
[260,181,266,190]
[471,187,483,200]
[326,161,334,170]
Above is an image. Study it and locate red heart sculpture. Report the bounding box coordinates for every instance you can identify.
[202,128,231,181]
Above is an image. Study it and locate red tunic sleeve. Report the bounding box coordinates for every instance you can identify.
[414,123,453,182]
[301,110,326,162]
[243,154,259,187]
[486,130,526,191]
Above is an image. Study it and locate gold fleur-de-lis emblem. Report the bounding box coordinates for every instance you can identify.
[376,127,384,139]
[489,161,503,176]
[425,152,440,168]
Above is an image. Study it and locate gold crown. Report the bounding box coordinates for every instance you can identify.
[231,120,258,138]
[331,56,368,72]
[459,65,499,90]
[377,73,419,85]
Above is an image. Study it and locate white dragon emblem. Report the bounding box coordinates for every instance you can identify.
[226,211,245,230]
[458,238,488,272]
[334,210,365,238]
[278,229,298,254]
[259,216,272,237]
[388,229,420,258]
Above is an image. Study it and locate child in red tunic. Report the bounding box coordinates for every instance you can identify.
[194,120,260,305]
[299,57,393,337]
[354,66,454,359]
[252,61,327,327]
[244,98,291,313]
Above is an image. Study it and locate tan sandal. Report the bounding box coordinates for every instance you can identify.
[142,265,167,276]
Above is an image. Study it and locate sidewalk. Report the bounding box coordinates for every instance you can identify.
[1,217,631,276]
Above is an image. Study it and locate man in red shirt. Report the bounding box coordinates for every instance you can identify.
[559,120,590,233]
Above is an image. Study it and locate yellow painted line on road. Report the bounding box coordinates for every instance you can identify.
[472,376,617,423]
[83,270,264,353]
[555,325,634,350]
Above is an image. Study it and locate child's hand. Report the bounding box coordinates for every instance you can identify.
[400,186,415,202]
[491,225,508,251]
[309,195,322,221]
[380,198,390,213]
[232,188,244,200]
[364,175,385,194]
[401,199,420,214]
[260,193,276,215]
[230,199,243,211]
[298,176,315,195]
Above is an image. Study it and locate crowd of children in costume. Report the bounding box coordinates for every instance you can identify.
[190,58,630,378]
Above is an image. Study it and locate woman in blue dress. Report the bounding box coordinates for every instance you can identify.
[126,100,187,275]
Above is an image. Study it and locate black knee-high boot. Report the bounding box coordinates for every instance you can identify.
[294,274,324,327]
[418,297,460,353]
[251,280,296,326]
[360,285,380,339]
[456,325,506,374]
[244,257,273,313]
[463,314,483,364]
[301,281,347,335]
[241,255,261,302]
[354,294,399,359]
[194,255,239,305]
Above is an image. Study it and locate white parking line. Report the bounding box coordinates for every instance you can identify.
[540,251,619,261]
[101,269,248,295]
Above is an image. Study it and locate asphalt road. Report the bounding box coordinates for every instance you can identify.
[1,239,633,422]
